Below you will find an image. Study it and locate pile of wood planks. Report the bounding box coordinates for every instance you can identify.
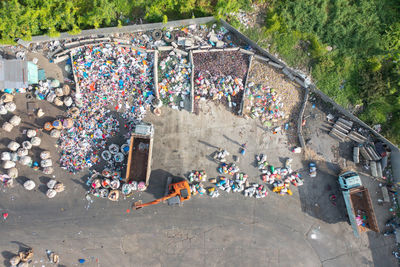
[329,117,368,144]
[329,117,352,141]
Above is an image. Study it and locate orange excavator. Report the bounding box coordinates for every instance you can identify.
[134,180,191,209]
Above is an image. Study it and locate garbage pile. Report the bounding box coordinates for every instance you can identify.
[195,71,244,108]
[193,51,249,113]
[46,179,65,198]
[246,83,286,125]
[1,131,45,180]
[158,52,191,107]
[30,81,73,107]
[187,164,269,199]
[189,171,268,199]
[8,247,33,267]
[257,156,303,196]
[57,114,119,173]
[125,24,234,49]
[0,174,13,188]
[86,168,146,201]
[59,44,154,173]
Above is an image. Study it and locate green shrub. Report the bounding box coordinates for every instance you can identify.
[162,15,168,24]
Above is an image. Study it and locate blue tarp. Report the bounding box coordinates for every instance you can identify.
[27,61,38,84]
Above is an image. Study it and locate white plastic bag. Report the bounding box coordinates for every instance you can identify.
[9,115,21,126]
[46,189,57,198]
[1,151,11,161]
[3,160,16,169]
[31,137,41,146]
[24,180,36,190]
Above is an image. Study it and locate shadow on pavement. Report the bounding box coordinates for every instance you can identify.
[297,160,348,224]
[198,140,219,149]
[368,231,395,266]
[1,250,15,267]
[145,169,186,200]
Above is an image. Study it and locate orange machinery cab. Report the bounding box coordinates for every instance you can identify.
[169,181,191,202]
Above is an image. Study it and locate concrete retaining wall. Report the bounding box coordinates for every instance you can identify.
[153,50,159,99]
[17,17,216,47]
[189,50,195,113]
[239,55,253,116]
[297,87,309,148]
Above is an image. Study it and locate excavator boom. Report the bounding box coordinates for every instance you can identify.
[134,180,191,210]
[134,193,178,209]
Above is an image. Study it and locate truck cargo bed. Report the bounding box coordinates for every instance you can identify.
[343,186,379,237]
[125,135,153,185]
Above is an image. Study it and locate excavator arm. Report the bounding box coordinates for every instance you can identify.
[134,192,178,209]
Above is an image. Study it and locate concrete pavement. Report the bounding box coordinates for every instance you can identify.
[0,100,397,266]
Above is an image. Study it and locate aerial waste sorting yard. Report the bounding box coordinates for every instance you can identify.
[0,18,399,266]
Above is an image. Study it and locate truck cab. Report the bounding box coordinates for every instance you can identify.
[338,171,362,190]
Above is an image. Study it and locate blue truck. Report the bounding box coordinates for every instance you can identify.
[339,171,379,237]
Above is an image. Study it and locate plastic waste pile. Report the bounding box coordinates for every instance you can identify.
[86,167,145,201]
[158,52,191,107]
[246,83,285,125]
[59,44,154,173]
[29,80,73,106]
[195,71,244,108]
[189,171,267,199]
[213,148,229,163]
[257,156,303,196]
[0,174,13,187]
[46,179,65,198]
[218,162,240,176]
[1,131,45,179]
[58,113,119,173]
[188,170,207,183]
[187,162,268,199]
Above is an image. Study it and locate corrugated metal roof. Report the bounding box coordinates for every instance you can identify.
[0,59,29,89]
[392,151,400,183]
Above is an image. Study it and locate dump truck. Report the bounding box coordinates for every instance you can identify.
[339,171,379,237]
[125,122,154,186]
